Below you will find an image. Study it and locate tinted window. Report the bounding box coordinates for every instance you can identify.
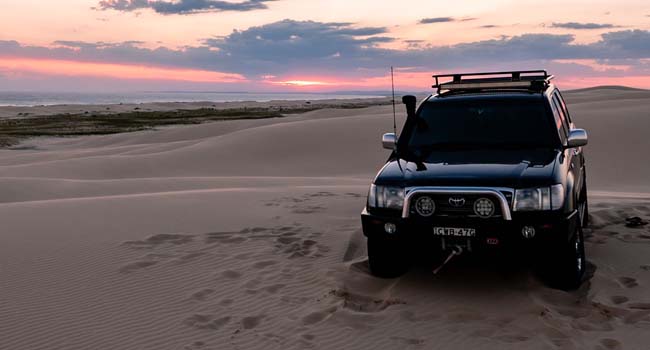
[551,95,570,136]
[554,91,572,123]
[548,100,567,144]
[408,99,560,150]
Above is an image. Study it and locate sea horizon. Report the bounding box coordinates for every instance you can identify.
[0,90,389,107]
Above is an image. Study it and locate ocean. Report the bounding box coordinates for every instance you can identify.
[0,91,386,107]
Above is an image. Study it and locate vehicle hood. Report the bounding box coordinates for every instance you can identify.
[375,149,560,188]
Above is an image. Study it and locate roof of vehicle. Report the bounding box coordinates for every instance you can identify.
[431,70,555,96]
[425,91,548,103]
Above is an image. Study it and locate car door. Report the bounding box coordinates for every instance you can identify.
[551,92,584,203]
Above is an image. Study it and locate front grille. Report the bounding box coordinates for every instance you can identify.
[410,193,507,219]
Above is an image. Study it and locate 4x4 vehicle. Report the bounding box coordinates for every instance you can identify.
[361,70,589,290]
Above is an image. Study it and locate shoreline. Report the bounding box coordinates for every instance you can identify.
[0,97,391,119]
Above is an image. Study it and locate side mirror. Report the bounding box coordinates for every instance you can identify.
[567,129,588,148]
[382,133,396,150]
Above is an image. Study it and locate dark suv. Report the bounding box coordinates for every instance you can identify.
[361,71,589,290]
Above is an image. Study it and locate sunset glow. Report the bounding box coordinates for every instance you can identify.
[0,57,247,83]
[269,80,332,87]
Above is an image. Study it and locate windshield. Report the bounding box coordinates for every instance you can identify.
[407,98,559,152]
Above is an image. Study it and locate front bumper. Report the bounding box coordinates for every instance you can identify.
[361,207,579,253]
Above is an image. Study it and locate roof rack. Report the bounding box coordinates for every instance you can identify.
[432,70,554,94]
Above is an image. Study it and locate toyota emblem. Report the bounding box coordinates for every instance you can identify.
[448,197,466,207]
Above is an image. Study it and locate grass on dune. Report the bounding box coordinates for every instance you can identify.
[0,101,389,147]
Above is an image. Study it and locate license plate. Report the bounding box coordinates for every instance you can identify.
[433,227,476,237]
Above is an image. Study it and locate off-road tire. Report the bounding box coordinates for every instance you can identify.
[367,236,409,278]
[542,226,586,290]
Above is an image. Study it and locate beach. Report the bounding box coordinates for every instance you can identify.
[1,86,650,349]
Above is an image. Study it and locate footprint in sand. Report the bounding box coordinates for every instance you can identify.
[276,236,301,244]
[204,231,248,244]
[119,234,204,273]
[204,230,243,243]
[175,252,207,263]
[617,276,639,288]
[610,295,629,305]
[292,205,326,214]
[123,233,194,247]
[328,289,406,313]
[301,306,337,326]
[252,260,278,269]
[623,310,650,324]
[185,340,206,349]
[266,192,339,214]
[219,298,234,306]
[220,270,242,279]
[234,252,252,260]
[390,336,425,346]
[627,302,650,310]
[308,191,337,198]
[190,289,215,301]
[184,314,231,330]
[598,338,622,350]
[261,284,285,294]
[241,315,263,330]
[244,280,286,294]
[276,237,329,259]
[119,260,158,273]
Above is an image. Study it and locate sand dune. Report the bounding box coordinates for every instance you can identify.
[1,88,650,349]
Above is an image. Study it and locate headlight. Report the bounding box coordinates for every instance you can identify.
[367,184,404,210]
[513,184,565,211]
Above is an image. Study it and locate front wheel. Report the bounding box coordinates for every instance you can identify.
[539,226,586,290]
[367,236,409,278]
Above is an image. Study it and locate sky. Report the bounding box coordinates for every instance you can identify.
[0,0,649,92]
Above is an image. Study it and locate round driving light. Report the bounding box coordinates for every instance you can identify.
[384,223,397,234]
[473,198,495,218]
[415,196,435,217]
[522,226,536,239]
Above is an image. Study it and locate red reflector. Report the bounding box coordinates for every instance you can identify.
[486,238,499,245]
[542,224,553,229]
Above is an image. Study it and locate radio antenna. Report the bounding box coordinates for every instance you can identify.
[391,66,397,149]
[391,66,404,172]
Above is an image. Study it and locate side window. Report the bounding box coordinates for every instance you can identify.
[548,98,567,144]
[551,95,570,137]
[554,91,572,124]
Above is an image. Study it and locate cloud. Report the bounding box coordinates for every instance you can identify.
[200,20,392,74]
[419,17,455,24]
[97,0,276,14]
[551,22,618,30]
[419,17,476,24]
[1,20,650,88]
